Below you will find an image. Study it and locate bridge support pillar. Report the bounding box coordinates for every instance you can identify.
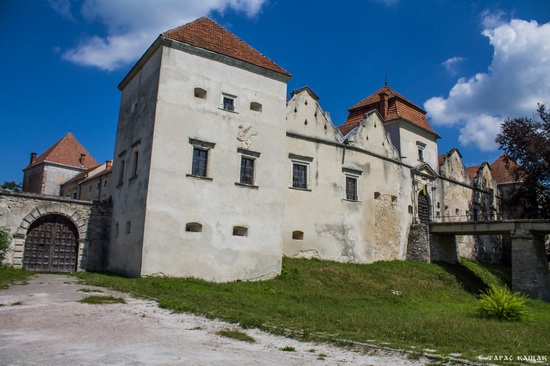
[429,234,458,263]
[511,229,550,301]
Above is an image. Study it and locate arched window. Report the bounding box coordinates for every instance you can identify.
[292,231,304,240]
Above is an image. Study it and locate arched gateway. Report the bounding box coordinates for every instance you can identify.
[23,214,80,272]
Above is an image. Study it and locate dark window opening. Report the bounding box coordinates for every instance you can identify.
[233,226,248,237]
[292,163,307,189]
[240,157,254,185]
[292,231,304,240]
[223,97,234,111]
[346,176,358,200]
[192,148,208,177]
[185,222,202,232]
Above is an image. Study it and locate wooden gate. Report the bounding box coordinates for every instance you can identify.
[418,191,431,224]
[23,215,79,272]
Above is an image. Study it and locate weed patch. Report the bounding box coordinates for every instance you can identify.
[280,346,296,352]
[216,329,255,343]
[79,295,126,305]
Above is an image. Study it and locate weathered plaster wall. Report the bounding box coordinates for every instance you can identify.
[0,191,110,271]
[283,90,412,263]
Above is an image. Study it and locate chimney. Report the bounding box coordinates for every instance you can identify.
[106,160,112,170]
[79,154,86,166]
[378,91,389,120]
[30,152,37,164]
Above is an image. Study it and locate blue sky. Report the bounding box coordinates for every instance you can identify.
[1,0,550,184]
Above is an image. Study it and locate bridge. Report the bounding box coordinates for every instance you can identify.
[427,220,550,301]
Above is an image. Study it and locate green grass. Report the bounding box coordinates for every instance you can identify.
[76,258,550,363]
[0,266,33,289]
[216,329,256,343]
[79,295,126,304]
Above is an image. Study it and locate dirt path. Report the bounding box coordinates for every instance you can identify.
[0,274,428,365]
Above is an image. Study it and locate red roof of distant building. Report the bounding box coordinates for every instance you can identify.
[491,154,521,184]
[339,86,438,136]
[163,17,291,77]
[466,166,480,179]
[25,132,98,170]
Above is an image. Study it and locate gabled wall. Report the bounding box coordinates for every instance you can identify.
[284,89,412,262]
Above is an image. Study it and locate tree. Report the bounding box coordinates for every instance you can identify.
[0,227,10,262]
[495,104,550,218]
[0,181,22,192]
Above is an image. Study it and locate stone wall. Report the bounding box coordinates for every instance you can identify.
[0,190,111,271]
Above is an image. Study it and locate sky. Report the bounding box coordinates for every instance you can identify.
[1,0,550,184]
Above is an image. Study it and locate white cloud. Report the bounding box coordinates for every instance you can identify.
[480,9,506,29]
[442,56,466,76]
[424,15,550,151]
[54,0,268,71]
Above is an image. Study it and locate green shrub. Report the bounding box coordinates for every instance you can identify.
[0,227,11,262]
[477,285,530,321]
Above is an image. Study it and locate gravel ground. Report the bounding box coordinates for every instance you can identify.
[0,274,430,365]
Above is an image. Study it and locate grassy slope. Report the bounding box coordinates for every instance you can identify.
[0,266,33,289]
[77,258,550,362]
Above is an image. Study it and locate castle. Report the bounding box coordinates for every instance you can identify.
[2,17,515,281]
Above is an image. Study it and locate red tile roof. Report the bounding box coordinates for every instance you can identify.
[25,132,98,170]
[339,86,438,136]
[163,17,291,77]
[466,166,480,179]
[491,154,521,184]
[438,154,445,167]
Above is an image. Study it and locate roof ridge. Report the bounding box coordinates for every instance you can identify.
[26,132,98,170]
[162,17,291,77]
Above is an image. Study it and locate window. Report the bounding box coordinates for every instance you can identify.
[233,226,248,237]
[185,222,202,232]
[417,142,426,162]
[188,138,215,179]
[223,97,234,111]
[292,163,308,189]
[96,182,100,191]
[192,148,208,177]
[292,231,304,240]
[346,176,358,201]
[73,193,77,199]
[220,93,238,112]
[103,180,108,187]
[240,157,254,185]
[194,87,207,99]
[342,168,362,201]
[88,185,92,193]
[117,151,126,186]
[289,154,313,190]
[125,221,131,234]
[132,150,139,177]
[250,102,262,112]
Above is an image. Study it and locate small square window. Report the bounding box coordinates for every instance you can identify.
[223,97,234,111]
[192,148,208,177]
[220,93,238,112]
[417,141,426,162]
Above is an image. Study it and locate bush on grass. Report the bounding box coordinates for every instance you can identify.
[477,285,530,321]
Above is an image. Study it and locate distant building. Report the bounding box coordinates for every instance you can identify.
[22,132,98,196]
[60,160,112,201]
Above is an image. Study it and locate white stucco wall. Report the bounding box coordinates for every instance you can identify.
[137,43,289,281]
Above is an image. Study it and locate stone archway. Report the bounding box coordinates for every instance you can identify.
[23,214,79,272]
[14,204,88,272]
